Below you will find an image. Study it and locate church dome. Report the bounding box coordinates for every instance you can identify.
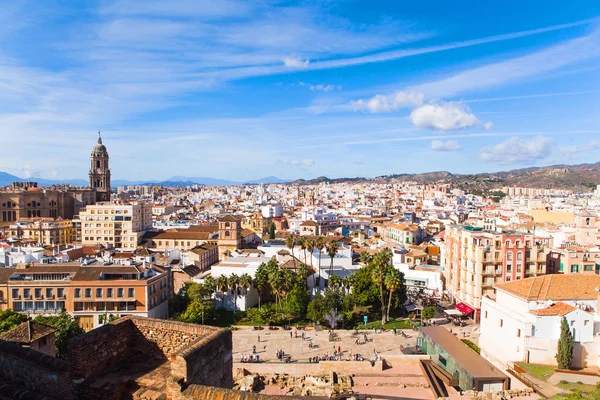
[92,134,108,154]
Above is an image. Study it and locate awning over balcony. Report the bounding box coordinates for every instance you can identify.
[455,302,475,315]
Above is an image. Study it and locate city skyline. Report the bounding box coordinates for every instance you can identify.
[1,1,600,181]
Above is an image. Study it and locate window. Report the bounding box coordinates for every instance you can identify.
[74,288,81,298]
[507,253,513,261]
[128,288,135,298]
[12,288,19,298]
[516,240,520,247]
[96,288,103,298]
[57,288,64,298]
[35,288,42,298]
[85,288,92,298]
[517,252,522,261]
[24,289,31,299]
[107,288,113,298]
[499,319,503,327]
[117,288,124,298]
[484,311,488,318]
[517,329,521,337]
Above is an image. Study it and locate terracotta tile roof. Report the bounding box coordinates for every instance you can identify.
[152,231,212,240]
[0,321,55,344]
[530,302,577,316]
[219,215,241,222]
[495,274,600,301]
[241,228,258,237]
[300,220,319,226]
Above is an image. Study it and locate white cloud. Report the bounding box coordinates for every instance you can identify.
[560,140,600,156]
[480,136,553,164]
[410,102,490,131]
[299,82,341,92]
[351,91,424,113]
[409,29,600,98]
[483,122,493,131]
[431,140,462,151]
[283,56,309,68]
[277,159,316,167]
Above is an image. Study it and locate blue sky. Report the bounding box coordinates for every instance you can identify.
[1,0,600,182]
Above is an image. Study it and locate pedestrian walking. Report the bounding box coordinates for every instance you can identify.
[258,335,261,343]
[337,345,341,353]
[253,345,256,354]
[290,331,292,338]
[393,326,397,335]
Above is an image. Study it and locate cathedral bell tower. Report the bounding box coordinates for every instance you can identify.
[89,132,111,202]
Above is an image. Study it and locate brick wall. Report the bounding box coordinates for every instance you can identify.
[68,318,136,379]
[0,340,72,400]
[128,317,203,358]
[174,328,233,389]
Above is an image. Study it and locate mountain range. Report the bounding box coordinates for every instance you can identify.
[1,162,599,191]
[0,172,288,188]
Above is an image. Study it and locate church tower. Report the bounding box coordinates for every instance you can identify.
[89,132,111,202]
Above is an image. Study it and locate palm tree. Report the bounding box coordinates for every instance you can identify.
[306,238,316,287]
[342,274,355,295]
[204,276,216,299]
[285,234,296,271]
[372,248,393,324]
[216,275,229,309]
[238,273,252,310]
[254,262,270,309]
[229,274,240,311]
[315,236,325,288]
[384,267,403,322]
[326,240,339,278]
[328,274,342,290]
[298,236,307,263]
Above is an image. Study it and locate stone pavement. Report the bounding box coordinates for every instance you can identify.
[233,328,418,362]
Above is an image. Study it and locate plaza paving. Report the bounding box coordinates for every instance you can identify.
[232,321,480,362]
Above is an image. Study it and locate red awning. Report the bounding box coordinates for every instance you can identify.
[455,302,475,315]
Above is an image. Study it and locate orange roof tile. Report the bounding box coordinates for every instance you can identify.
[495,274,600,301]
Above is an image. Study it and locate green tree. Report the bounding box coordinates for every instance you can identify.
[306,238,316,287]
[254,262,271,308]
[384,267,404,321]
[268,222,276,239]
[295,263,310,288]
[307,293,326,323]
[315,236,325,287]
[285,234,297,271]
[204,276,216,295]
[34,312,84,359]
[421,306,436,321]
[216,275,229,309]
[229,274,240,311]
[178,297,215,324]
[299,236,308,267]
[283,285,310,321]
[326,240,339,277]
[328,274,342,290]
[556,316,574,369]
[0,309,28,334]
[370,248,393,324]
[349,262,380,309]
[589,381,600,400]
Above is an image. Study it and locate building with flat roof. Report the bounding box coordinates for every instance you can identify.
[0,261,169,331]
[420,326,509,392]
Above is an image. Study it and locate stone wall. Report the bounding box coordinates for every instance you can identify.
[166,383,300,400]
[173,326,233,389]
[0,340,72,400]
[68,317,136,379]
[232,359,383,376]
[128,316,203,358]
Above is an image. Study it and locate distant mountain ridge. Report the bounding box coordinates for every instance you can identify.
[1,161,599,191]
[292,162,600,192]
[0,172,289,188]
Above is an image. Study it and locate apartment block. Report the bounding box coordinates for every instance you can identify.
[0,262,169,331]
[8,217,73,247]
[443,225,553,315]
[546,246,600,275]
[77,202,152,249]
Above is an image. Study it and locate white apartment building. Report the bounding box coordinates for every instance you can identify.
[78,202,153,249]
[261,203,282,218]
[479,274,600,370]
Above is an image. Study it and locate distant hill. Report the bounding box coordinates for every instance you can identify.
[292,162,600,192]
[2,162,599,191]
[0,173,288,188]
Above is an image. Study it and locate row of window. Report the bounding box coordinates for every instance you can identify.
[12,288,65,299]
[13,301,66,312]
[74,288,136,298]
